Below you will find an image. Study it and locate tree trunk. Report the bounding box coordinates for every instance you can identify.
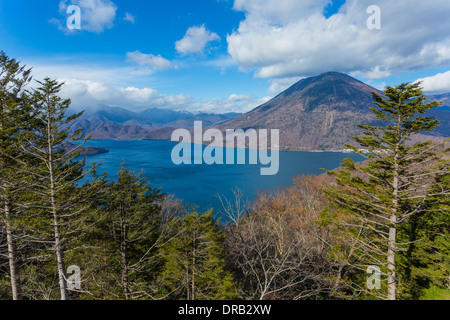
[191,241,195,301]
[388,141,400,301]
[53,215,68,300]
[47,110,68,301]
[50,170,68,300]
[387,212,397,300]
[121,248,130,300]
[191,224,197,301]
[186,245,190,300]
[120,215,130,300]
[5,201,21,300]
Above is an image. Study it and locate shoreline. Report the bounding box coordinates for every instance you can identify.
[87,138,359,154]
[86,134,449,154]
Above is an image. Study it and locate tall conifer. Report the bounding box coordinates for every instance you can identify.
[322,82,449,300]
[0,52,32,300]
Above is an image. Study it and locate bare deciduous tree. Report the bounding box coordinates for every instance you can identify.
[224,177,340,300]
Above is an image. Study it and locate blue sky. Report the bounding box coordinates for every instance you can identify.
[1,0,450,113]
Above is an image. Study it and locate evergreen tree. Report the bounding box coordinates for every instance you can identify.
[400,170,450,299]
[0,51,33,300]
[85,167,167,300]
[158,209,238,300]
[15,78,101,300]
[322,82,449,300]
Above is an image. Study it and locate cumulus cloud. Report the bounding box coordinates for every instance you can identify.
[233,0,329,24]
[59,78,194,111]
[416,70,450,93]
[28,60,258,113]
[227,0,450,79]
[59,78,270,113]
[29,61,154,89]
[26,60,269,113]
[126,51,173,71]
[175,25,220,55]
[59,77,272,114]
[54,0,117,33]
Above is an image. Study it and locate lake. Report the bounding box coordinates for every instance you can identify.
[82,140,364,217]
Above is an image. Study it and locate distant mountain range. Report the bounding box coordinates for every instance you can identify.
[68,107,240,140]
[430,92,450,110]
[68,72,450,151]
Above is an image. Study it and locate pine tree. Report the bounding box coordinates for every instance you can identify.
[0,51,33,300]
[322,82,449,300]
[15,78,101,300]
[158,208,238,300]
[85,167,167,300]
[400,169,450,299]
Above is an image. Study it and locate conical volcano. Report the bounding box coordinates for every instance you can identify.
[217,72,385,150]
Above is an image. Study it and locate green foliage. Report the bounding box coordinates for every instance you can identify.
[0,275,10,300]
[321,82,449,300]
[19,78,104,299]
[78,167,165,300]
[399,172,450,299]
[158,209,239,300]
[420,285,450,300]
[0,51,34,300]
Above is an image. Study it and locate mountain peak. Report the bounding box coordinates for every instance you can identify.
[318,71,351,77]
[219,72,447,150]
[217,72,382,150]
[280,71,378,96]
[262,71,379,114]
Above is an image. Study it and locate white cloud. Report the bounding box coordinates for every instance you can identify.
[227,0,450,79]
[175,25,220,55]
[126,51,173,70]
[55,0,117,33]
[28,61,154,88]
[196,95,268,114]
[58,78,268,113]
[268,77,304,95]
[124,12,135,24]
[365,80,387,91]
[416,70,450,93]
[59,78,195,111]
[54,74,271,113]
[228,93,251,102]
[23,50,273,113]
[23,59,267,113]
[233,0,329,24]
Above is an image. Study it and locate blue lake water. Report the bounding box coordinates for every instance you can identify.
[82,140,364,217]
